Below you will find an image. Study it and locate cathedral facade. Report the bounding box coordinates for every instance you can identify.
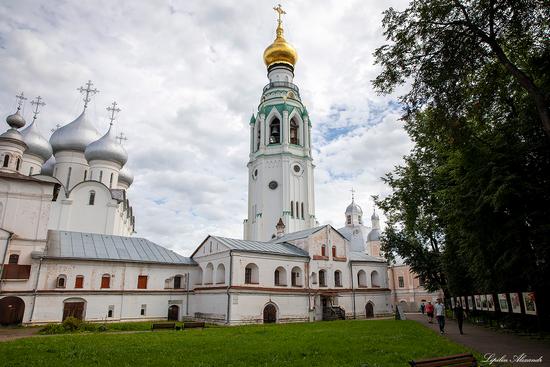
[0,9,399,326]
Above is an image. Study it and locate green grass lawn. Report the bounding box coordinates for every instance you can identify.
[0,320,476,367]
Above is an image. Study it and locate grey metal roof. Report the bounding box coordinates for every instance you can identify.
[43,230,195,265]
[349,251,386,263]
[211,236,308,257]
[270,225,326,243]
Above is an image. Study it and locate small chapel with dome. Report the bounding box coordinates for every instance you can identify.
[0,6,436,326]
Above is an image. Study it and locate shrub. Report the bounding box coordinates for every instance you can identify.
[97,324,108,332]
[78,322,97,332]
[40,323,66,335]
[62,317,82,331]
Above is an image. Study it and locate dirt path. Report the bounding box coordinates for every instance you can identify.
[0,327,40,342]
[407,312,550,366]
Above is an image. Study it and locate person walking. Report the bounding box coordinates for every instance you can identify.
[420,302,425,315]
[454,302,464,335]
[435,298,445,334]
[425,301,434,323]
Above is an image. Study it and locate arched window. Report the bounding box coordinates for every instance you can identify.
[371,270,380,287]
[301,202,304,219]
[319,270,327,287]
[56,274,67,288]
[174,275,183,289]
[332,246,337,258]
[269,118,280,144]
[310,272,317,285]
[8,254,19,264]
[88,191,95,205]
[216,264,225,284]
[101,274,111,288]
[2,155,9,167]
[256,122,261,150]
[321,245,326,257]
[66,167,72,188]
[334,270,342,287]
[274,267,287,286]
[16,158,21,171]
[291,266,302,286]
[244,263,259,284]
[74,275,84,289]
[357,270,367,287]
[346,215,351,225]
[290,201,294,218]
[290,118,299,145]
[204,263,214,284]
[196,267,203,285]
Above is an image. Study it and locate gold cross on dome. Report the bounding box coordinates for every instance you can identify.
[273,4,286,24]
[106,101,121,126]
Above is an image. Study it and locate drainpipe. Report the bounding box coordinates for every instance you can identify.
[305,259,311,321]
[226,250,233,325]
[29,255,44,323]
[0,231,14,293]
[185,271,190,316]
[349,261,356,319]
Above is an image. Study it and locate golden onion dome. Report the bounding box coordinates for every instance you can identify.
[263,6,297,69]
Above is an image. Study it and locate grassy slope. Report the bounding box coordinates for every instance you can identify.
[0,320,474,367]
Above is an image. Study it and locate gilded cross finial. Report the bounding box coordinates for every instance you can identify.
[116,132,128,145]
[15,92,27,111]
[30,96,46,122]
[106,101,121,126]
[273,4,286,26]
[77,80,99,110]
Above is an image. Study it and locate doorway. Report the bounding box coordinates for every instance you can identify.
[0,297,25,325]
[263,304,277,323]
[168,305,179,321]
[365,302,374,319]
[63,299,85,320]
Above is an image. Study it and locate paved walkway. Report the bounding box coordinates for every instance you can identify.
[0,327,40,342]
[407,313,550,366]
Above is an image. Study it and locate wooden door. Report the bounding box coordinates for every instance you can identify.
[365,302,374,319]
[263,304,277,323]
[0,297,25,325]
[63,302,85,320]
[168,305,179,321]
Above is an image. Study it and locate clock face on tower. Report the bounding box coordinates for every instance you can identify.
[268,181,278,190]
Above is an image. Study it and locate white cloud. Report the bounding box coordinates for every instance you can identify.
[0,0,411,255]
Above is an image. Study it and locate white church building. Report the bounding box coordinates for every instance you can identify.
[0,8,393,326]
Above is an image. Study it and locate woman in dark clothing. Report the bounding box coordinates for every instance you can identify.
[454,303,464,335]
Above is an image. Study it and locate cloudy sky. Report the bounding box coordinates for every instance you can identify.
[0,0,412,255]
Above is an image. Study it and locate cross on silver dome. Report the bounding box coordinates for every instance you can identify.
[116,132,127,145]
[106,101,121,126]
[30,96,46,122]
[6,92,27,129]
[77,80,99,109]
[15,92,27,110]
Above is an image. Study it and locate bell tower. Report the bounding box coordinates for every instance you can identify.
[243,5,316,241]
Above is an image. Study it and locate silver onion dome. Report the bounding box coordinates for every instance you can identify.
[0,128,27,147]
[41,155,55,176]
[84,126,128,166]
[345,200,363,215]
[118,166,134,186]
[6,110,26,129]
[21,120,53,161]
[367,228,380,242]
[50,110,101,154]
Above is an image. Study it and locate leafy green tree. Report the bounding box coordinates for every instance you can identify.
[373,0,550,321]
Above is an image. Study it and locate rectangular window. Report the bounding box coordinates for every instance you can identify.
[321,245,326,257]
[137,275,148,289]
[107,305,114,318]
[291,272,298,286]
[398,276,404,288]
[66,167,72,188]
[301,202,304,219]
[101,275,110,289]
[75,276,84,289]
[335,272,341,287]
[418,277,425,287]
[140,304,146,316]
[245,268,252,284]
[332,246,336,258]
[84,170,87,181]
[290,201,294,218]
[8,254,19,264]
[319,271,326,287]
[275,271,280,285]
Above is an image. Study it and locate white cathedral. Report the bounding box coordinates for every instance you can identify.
[0,9,393,326]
